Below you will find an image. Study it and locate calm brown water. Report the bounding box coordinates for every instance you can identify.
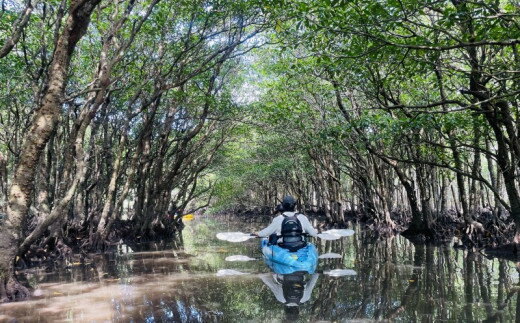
[1,215,519,322]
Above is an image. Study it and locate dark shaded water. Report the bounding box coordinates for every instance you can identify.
[1,215,520,322]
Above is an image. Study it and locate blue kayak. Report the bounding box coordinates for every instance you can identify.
[261,239,318,274]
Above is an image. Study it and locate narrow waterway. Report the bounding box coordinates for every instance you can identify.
[1,215,519,322]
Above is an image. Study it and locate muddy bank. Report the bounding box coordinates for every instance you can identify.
[347,208,520,259]
[18,218,184,271]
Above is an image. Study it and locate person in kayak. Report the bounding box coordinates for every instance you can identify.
[256,195,318,251]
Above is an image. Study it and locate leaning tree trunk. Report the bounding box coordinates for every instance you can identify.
[0,0,101,302]
[92,130,127,250]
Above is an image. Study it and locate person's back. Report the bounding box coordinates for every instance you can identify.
[279,211,306,251]
[257,196,318,251]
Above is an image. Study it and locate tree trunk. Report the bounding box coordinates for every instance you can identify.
[92,131,127,250]
[0,0,100,302]
[0,152,7,213]
[0,0,40,59]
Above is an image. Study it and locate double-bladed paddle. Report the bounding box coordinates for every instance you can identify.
[216,229,354,242]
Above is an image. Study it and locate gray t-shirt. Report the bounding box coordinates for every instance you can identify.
[258,211,318,237]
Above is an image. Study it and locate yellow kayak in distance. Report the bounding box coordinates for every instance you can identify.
[182,214,195,221]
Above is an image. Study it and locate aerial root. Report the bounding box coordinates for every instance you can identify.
[465,221,484,237]
[2,275,31,302]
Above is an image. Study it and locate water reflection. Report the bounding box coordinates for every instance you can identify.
[261,272,319,320]
[1,216,520,322]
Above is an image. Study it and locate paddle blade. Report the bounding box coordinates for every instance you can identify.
[317,233,342,240]
[216,232,253,242]
[318,253,342,259]
[216,269,247,276]
[225,255,256,262]
[322,229,355,237]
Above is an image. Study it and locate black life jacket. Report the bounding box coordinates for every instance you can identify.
[281,213,303,238]
[278,213,307,251]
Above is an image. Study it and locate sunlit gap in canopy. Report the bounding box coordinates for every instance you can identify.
[171,107,195,131]
[230,36,270,106]
[1,0,25,11]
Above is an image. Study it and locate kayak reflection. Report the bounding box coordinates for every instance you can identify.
[260,272,320,320]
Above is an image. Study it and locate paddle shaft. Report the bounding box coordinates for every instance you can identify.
[217,229,352,243]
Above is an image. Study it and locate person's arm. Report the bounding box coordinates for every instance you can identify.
[300,273,320,303]
[298,215,318,237]
[260,274,286,303]
[258,216,282,237]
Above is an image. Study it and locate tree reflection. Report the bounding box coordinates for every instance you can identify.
[4,218,520,322]
[306,234,519,322]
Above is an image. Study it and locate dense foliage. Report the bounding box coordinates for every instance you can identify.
[1,0,520,301]
[213,0,520,241]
